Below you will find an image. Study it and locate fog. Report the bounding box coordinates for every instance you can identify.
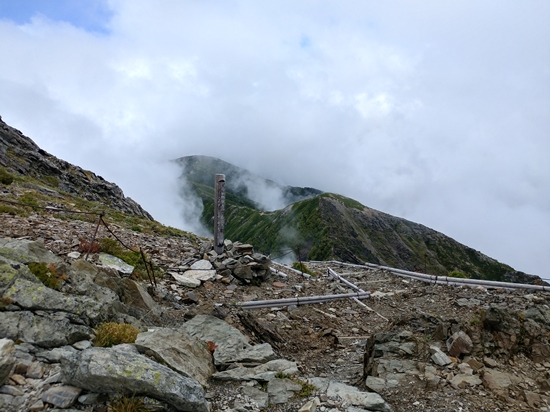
[0,1,548,277]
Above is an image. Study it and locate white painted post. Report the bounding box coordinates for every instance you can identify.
[214,174,226,254]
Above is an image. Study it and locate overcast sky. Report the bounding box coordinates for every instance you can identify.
[0,1,548,277]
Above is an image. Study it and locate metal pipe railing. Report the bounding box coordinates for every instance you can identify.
[237,291,371,310]
[327,267,366,292]
[316,260,547,292]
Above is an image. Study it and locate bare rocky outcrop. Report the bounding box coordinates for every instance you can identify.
[134,328,216,387]
[0,116,152,219]
[0,235,397,412]
[1,204,549,411]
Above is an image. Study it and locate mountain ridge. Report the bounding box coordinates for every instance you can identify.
[177,155,542,284]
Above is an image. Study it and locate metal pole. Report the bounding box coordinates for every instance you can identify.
[213,174,226,254]
[238,291,371,310]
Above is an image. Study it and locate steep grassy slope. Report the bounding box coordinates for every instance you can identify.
[191,175,536,283]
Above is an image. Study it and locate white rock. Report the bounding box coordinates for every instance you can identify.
[98,253,134,275]
[191,260,214,270]
[183,269,217,282]
[298,397,321,412]
[171,273,201,288]
[326,381,393,412]
[429,346,452,366]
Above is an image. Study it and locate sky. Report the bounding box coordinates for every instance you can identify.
[0,1,548,278]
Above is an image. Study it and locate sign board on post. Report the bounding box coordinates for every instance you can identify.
[214,174,226,254]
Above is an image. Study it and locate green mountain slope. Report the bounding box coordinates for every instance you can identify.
[175,155,322,210]
[178,155,540,284]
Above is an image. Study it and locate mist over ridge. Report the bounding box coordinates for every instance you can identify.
[175,154,543,285]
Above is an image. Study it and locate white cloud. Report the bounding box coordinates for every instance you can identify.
[0,0,548,276]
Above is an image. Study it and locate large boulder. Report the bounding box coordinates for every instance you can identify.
[0,242,119,327]
[60,347,208,412]
[180,315,276,367]
[0,338,16,385]
[0,238,62,265]
[0,311,92,348]
[3,274,113,326]
[135,328,216,387]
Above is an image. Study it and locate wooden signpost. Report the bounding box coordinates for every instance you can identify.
[213,174,226,254]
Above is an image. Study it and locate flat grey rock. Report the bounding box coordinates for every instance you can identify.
[190,260,214,270]
[36,346,78,362]
[180,315,275,366]
[0,312,91,348]
[135,327,216,387]
[42,386,82,408]
[0,238,61,265]
[326,381,394,412]
[213,359,298,382]
[171,272,201,288]
[182,269,217,282]
[267,378,302,404]
[241,386,269,409]
[60,347,208,412]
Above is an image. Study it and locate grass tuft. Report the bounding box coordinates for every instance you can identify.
[294,379,317,397]
[275,370,293,379]
[27,262,67,290]
[93,322,140,347]
[108,394,149,412]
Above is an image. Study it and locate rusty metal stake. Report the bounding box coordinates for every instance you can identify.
[85,212,104,261]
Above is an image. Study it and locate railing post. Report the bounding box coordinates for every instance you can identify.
[213,174,226,254]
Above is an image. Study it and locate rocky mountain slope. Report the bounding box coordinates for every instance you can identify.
[177,156,539,284]
[0,116,151,219]
[1,214,550,412]
[1,117,550,412]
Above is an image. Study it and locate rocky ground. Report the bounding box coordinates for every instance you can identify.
[1,212,550,411]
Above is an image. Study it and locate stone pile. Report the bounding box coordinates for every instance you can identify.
[167,240,272,288]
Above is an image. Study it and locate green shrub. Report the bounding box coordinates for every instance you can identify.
[448,270,469,279]
[93,322,140,347]
[27,262,67,290]
[19,193,39,207]
[0,205,21,216]
[100,238,122,255]
[292,262,316,276]
[0,167,14,185]
[275,370,293,379]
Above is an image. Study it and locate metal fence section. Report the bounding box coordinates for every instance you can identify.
[313,260,548,292]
